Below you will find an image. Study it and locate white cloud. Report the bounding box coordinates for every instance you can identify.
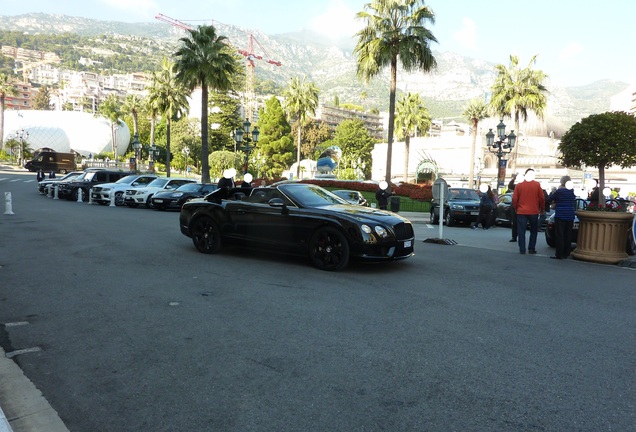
[560,42,583,61]
[309,1,362,39]
[99,0,158,19]
[453,17,477,50]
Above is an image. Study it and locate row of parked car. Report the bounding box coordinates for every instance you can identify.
[37,168,219,210]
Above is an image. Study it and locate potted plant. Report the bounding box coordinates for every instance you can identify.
[558,111,636,264]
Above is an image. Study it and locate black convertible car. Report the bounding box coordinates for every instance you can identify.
[179,182,415,271]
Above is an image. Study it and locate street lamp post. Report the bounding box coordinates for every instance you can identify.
[485,120,516,192]
[148,144,159,172]
[233,119,260,174]
[16,128,29,167]
[132,134,142,172]
[183,146,190,176]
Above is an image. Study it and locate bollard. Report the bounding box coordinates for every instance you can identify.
[54,185,59,200]
[4,192,14,215]
[48,185,53,198]
[109,190,116,207]
[76,188,83,203]
[89,188,96,205]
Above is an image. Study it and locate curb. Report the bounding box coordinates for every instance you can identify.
[0,407,12,432]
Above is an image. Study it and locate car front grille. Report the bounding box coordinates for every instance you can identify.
[393,222,414,240]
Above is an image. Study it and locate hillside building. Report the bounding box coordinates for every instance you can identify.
[317,105,383,140]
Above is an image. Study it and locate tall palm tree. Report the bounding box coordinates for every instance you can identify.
[0,73,19,150]
[395,92,431,182]
[463,98,490,188]
[173,24,237,183]
[97,93,123,159]
[147,58,190,177]
[355,0,437,185]
[122,94,145,137]
[489,54,548,171]
[282,76,319,178]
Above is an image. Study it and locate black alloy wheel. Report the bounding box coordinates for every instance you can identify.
[309,227,350,271]
[191,216,222,254]
[114,192,125,206]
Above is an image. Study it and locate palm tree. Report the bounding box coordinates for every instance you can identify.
[97,94,124,160]
[489,54,548,171]
[355,0,437,185]
[0,73,19,150]
[173,24,238,183]
[463,98,490,188]
[122,94,145,137]
[147,58,190,177]
[282,76,319,178]
[395,92,431,182]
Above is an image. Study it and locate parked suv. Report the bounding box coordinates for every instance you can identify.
[124,177,196,208]
[91,174,158,206]
[58,170,133,202]
[430,187,480,226]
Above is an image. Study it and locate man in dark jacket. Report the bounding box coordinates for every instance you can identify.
[507,173,518,242]
[547,175,576,259]
[375,181,391,210]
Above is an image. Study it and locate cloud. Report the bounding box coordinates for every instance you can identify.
[99,0,158,19]
[309,1,362,39]
[453,17,477,50]
[560,42,583,61]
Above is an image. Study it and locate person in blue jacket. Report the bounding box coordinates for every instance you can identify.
[547,175,576,259]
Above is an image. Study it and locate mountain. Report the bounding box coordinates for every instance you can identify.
[0,13,631,131]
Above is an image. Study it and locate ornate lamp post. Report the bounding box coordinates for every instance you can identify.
[485,120,516,191]
[148,144,159,172]
[233,119,260,174]
[132,133,141,172]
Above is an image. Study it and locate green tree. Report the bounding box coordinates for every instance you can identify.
[122,94,144,137]
[97,93,124,158]
[33,85,53,110]
[332,119,375,179]
[559,111,636,207]
[300,119,332,159]
[147,58,190,177]
[257,96,294,178]
[209,150,242,179]
[463,98,490,188]
[0,72,19,149]
[282,76,319,178]
[62,101,74,111]
[173,24,238,183]
[171,117,202,173]
[355,0,437,185]
[395,92,431,182]
[209,90,243,152]
[489,54,548,171]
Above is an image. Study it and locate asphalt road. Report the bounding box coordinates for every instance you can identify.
[1,168,635,432]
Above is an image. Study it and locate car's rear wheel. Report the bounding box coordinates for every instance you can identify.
[309,227,350,271]
[145,195,154,209]
[191,216,221,254]
[114,192,124,206]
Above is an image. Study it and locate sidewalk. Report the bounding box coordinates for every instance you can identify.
[0,349,69,432]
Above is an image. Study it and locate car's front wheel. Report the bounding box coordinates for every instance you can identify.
[444,210,454,227]
[145,195,154,209]
[191,216,222,254]
[114,192,125,206]
[309,227,350,271]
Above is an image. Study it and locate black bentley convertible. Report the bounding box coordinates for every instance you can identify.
[179,182,415,271]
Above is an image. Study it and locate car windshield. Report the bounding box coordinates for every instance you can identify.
[280,184,347,207]
[176,183,201,192]
[84,172,97,181]
[115,175,139,184]
[147,178,169,188]
[449,189,479,200]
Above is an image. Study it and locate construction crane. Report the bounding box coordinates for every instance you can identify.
[155,13,282,122]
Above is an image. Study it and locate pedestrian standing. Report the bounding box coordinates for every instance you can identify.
[507,173,518,242]
[375,181,391,210]
[547,176,576,259]
[512,168,545,254]
[36,169,45,182]
[472,185,495,229]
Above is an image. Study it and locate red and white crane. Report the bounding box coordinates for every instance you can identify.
[155,13,282,121]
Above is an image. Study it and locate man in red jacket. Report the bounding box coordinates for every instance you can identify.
[512,168,545,254]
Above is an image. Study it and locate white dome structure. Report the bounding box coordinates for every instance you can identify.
[3,110,130,157]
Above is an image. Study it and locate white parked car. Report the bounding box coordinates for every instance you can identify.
[91,174,158,206]
[124,177,196,208]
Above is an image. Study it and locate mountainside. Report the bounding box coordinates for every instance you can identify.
[0,13,631,131]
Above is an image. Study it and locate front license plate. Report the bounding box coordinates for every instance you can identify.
[404,240,412,248]
[154,199,163,203]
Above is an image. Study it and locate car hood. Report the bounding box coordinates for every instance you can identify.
[322,204,411,224]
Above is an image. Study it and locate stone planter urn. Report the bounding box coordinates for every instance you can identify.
[571,210,633,264]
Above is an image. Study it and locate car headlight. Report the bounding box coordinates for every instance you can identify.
[361,224,372,234]
[450,204,465,210]
[172,193,184,197]
[102,187,111,192]
[374,226,388,238]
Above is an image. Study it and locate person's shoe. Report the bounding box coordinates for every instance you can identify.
[520,250,526,254]
[509,238,517,242]
[528,249,537,254]
[471,226,477,230]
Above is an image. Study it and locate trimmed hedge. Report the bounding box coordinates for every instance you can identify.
[299,179,433,201]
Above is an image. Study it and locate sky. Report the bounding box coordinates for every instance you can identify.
[1,0,635,87]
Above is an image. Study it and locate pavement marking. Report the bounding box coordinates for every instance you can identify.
[3,322,29,327]
[5,347,42,359]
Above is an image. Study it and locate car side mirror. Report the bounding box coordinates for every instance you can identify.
[268,198,289,215]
